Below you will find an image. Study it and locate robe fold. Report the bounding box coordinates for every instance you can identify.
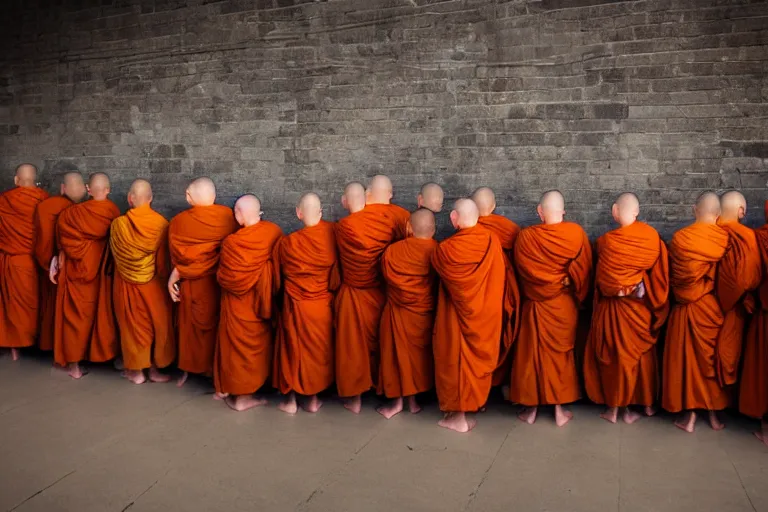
[510,222,593,406]
[584,222,669,408]
[54,199,121,366]
[431,225,505,412]
[214,221,282,395]
[0,187,49,348]
[273,221,340,396]
[169,205,237,375]
[334,203,409,397]
[477,214,521,387]
[110,204,175,370]
[33,195,72,351]
[662,222,729,413]
[377,237,438,398]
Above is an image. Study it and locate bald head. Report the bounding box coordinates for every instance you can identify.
[417,182,444,213]
[693,191,721,224]
[720,190,747,223]
[537,189,565,225]
[14,163,37,188]
[61,171,86,203]
[611,192,640,228]
[127,179,153,208]
[88,172,111,201]
[408,207,436,239]
[186,177,216,207]
[471,186,496,217]
[366,174,393,205]
[234,194,262,227]
[342,181,366,214]
[450,198,479,230]
[297,192,322,227]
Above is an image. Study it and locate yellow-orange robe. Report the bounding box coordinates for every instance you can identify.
[110,204,175,371]
[431,225,506,412]
[377,237,438,398]
[34,195,72,351]
[273,221,340,396]
[214,221,282,395]
[662,223,729,412]
[54,199,121,365]
[511,222,593,406]
[584,222,669,408]
[169,205,237,376]
[477,213,521,387]
[334,203,409,397]
[0,186,49,348]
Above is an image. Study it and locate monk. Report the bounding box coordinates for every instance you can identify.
[431,198,505,432]
[0,164,49,360]
[377,208,439,419]
[34,171,87,353]
[334,177,409,413]
[110,179,175,385]
[583,193,669,424]
[417,182,444,213]
[213,195,282,411]
[471,186,521,395]
[274,193,339,414]
[168,177,237,387]
[662,192,730,432]
[51,173,121,379]
[740,201,768,445]
[511,190,592,427]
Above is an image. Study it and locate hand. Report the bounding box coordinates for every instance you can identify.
[633,281,646,299]
[49,255,59,284]
[168,267,181,303]
[562,276,571,287]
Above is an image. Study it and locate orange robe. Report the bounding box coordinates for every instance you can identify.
[584,222,669,408]
[740,223,768,419]
[377,237,438,398]
[511,222,593,406]
[662,223,729,413]
[33,195,72,351]
[0,186,49,348]
[477,214,521,387]
[334,203,409,397]
[431,225,506,412]
[214,221,282,395]
[273,221,340,396]
[168,205,237,375]
[110,204,175,371]
[54,199,121,365]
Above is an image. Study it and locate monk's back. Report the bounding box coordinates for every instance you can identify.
[382,237,437,310]
[477,214,519,251]
[595,222,661,295]
[281,220,337,299]
[169,204,236,278]
[668,223,728,303]
[0,187,49,255]
[34,195,72,270]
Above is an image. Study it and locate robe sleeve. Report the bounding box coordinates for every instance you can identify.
[567,229,593,305]
[643,238,670,336]
[155,224,171,281]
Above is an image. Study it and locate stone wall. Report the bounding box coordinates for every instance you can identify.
[1,0,767,236]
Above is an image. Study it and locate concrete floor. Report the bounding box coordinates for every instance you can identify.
[1,355,766,512]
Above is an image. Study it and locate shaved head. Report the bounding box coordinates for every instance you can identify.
[366,174,393,205]
[693,191,721,224]
[186,177,216,207]
[127,179,153,208]
[87,172,111,201]
[342,181,366,213]
[450,198,479,230]
[612,192,640,228]
[14,163,37,188]
[417,182,444,213]
[297,192,323,227]
[471,186,496,216]
[720,190,747,223]
[61,171,86,202]
[537,189,565,225]
[234,194,262,227]
[408,207,436,239]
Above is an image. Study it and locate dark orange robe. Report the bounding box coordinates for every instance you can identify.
[740,223,768,419]
[511,222,593,406]
[273,221,340,396]
[584,222,669,408]
[54,199,121,365]
[33,195,72,351]
[0,186,49,348]
[214,221,282,395]
[378,237,438,398]
[110,204,175,371]
[168,205,237,375]
[334,203,409,397]
[477,214,521,387]
[431,225,506,412]
[662,223,729,412]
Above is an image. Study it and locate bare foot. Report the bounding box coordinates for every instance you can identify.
[674,411,696,433]
[555,405,573,427]
[377,397,404,419]
[518,406,538,425]
[176,371,188,388]
[67,363,86,380]
[125,369,147,385]
[407,395,421,414]
[644,406,657,417]
[708,410,725,431]
[600,406,619,424]
[148,367,171,383]
[302,394,323,413]
[343,395,362,414]
[438,412,473,433]
[11,348,20,361]
[278,392,298,415]
[226,395,267,412]
[622,408,642,425]
[213,391,229,401]
[113,357,124,371]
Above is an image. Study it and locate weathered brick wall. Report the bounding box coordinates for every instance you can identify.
[1,0,766,237]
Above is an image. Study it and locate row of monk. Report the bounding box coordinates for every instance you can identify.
[1,164,767,443]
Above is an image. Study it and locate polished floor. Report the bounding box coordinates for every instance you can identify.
[1,353,766,512]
